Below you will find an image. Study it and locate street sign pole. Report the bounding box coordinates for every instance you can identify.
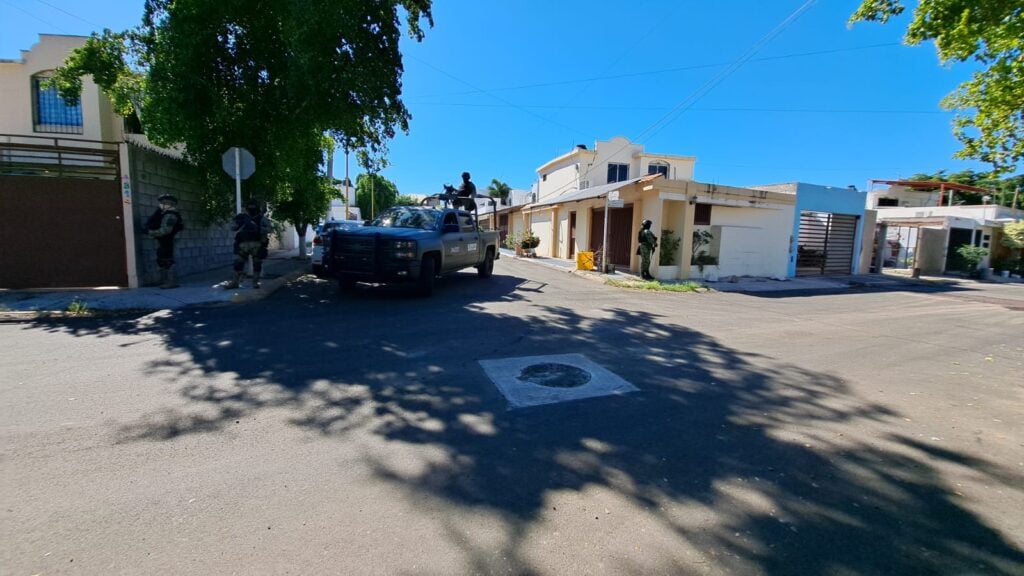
[602,198,610,274]
[234,147,242,214]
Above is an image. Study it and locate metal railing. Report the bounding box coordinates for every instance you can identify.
[0,134,120,180]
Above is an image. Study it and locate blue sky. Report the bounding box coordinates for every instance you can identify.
[1,0,999,194]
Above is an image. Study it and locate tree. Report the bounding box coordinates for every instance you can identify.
[51,1,434,221]
[850,1,1024,175]
[395,194,420,206]
[486,179,512,205]
[903,169,1023,206]
[355,173,399,219]
[1002,220,1024,268]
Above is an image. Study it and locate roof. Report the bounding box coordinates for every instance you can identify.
[528,174,662,209]
[870,179,994,194]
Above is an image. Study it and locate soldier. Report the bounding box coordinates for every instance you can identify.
[226,198,273,289]
[145,193,184,288]
[637,219,658,281]
[454,171,477,211]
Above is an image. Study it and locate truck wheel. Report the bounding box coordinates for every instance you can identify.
[477,248,494,278]
[416,255,437,296]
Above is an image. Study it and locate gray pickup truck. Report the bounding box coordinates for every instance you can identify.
[325,199,499,296]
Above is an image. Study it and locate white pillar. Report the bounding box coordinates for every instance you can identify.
[119,143,140,288]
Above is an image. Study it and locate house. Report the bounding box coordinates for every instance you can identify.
[756,183,871,277]
[0,34,289,289]
[865,180,1023,274]
[521,137,797,280]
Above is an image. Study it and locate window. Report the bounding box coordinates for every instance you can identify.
[607,163,629,183]
[877,198,899,207]
[458,212,477,232]
[648,163,668,177]
[694,203,712,225]
[32,73,83,134]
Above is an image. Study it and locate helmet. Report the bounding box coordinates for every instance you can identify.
[158,194,178,205]
[462,171,471,180]
[641,219,652,228]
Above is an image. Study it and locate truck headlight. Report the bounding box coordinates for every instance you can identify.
[394,240,417,249]
[394,251,417,260]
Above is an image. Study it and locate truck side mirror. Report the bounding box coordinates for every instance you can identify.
[442,223,460,234]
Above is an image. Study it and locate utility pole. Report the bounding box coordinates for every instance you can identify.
[1014,186,1020,210]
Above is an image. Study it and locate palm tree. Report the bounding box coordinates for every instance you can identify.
[487,179,512,206]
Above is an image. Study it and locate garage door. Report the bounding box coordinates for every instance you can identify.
[796,211,858,276]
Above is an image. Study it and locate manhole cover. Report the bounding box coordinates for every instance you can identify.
[518,363,591,388]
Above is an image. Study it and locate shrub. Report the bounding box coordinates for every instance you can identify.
[659,229,681,266]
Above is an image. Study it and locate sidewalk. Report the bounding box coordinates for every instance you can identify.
[499,249,973,293]
[0,251,310,318]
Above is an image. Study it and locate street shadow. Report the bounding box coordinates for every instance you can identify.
[17,270,1024,575]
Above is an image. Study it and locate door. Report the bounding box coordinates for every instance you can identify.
[589,204,634,267]
[569,212,576,258]
[440,211,466,268]
[796,211,858,276]
[459,211,481,267]
[945,227,974,273]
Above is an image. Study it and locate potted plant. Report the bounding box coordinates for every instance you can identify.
[956,244,988,278]
[657,229,681,280]
[690,230,718,279]
[520,229,540,257]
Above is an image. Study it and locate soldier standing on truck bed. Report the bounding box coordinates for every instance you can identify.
[454,171,477,211]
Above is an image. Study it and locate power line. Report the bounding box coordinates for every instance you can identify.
[546,0,819,200]
[34,0,100,28]
[406,54,596,141]
[409,42,900,99]
[406,101,945,115]
[1,0,72,33]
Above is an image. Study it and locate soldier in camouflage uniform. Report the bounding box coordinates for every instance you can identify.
[145,194,184,288]
[637,219,658,281]
[225,198,273,289]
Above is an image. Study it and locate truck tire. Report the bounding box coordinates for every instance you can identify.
[416,255,437,296]
[477,248,494,278]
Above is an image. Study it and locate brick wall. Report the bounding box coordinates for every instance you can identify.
[129,144,234,285]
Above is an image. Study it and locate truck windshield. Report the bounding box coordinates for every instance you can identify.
[370,207,439,230]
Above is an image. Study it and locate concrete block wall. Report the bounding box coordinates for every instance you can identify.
[129,145,234,285]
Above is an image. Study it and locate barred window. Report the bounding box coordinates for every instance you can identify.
[32,73,83,134]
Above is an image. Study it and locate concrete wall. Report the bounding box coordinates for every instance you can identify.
[0,35,123,142]
[128,145,234,284]
[867,186,941,209]
[918,227,947,274]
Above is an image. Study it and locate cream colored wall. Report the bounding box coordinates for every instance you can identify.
[707,205,793,278]
[538,162,579,202]
[529,211,553,255]
[0,35,121,142]
[557,209,570,258]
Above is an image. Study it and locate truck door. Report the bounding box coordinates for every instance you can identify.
[459,211,481,266]
[440,211,465,268]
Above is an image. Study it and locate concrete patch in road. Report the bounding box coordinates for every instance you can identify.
[479,353,638,409]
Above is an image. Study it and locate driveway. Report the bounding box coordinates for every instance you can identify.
[2,258,1022,575]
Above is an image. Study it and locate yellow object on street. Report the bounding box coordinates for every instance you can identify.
[576,251,595,271]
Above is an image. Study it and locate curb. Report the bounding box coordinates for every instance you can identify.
[228,267,308,304]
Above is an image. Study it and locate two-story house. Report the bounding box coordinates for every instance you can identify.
[520,137,797,280]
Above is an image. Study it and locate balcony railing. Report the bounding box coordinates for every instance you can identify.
[0,134,120,180]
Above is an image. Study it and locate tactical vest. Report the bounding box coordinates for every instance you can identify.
[236,215,262,242]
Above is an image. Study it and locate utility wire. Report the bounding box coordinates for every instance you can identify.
[1,0,71,33]
[405,101,945,115]
[34,0,100,28]
[410,42,900,99]
[542,0,819,201]
[406,54,597,141]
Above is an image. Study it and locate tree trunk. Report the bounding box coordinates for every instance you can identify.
[296,222,309,257]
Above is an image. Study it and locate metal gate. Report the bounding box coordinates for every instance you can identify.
[796,211,858,276]
[590,204,634,267]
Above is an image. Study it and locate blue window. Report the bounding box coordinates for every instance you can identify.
[648,163,668,177]
[607,163,628,183]
[33,74,83,134]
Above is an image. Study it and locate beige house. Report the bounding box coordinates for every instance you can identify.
[519,139,796,280]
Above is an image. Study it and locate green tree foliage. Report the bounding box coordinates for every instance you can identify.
[50,0,434,222]
[395,194,420,206]
[486,179,512,203]
[355,173,399,219]
[850,1,1024,175]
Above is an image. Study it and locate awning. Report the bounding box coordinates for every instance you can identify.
[526,174,662,210]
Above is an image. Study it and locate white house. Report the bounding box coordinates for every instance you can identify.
[867,180,1023,274]
[520,138,796,281]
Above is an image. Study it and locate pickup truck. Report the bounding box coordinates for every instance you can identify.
[325,199,499,296]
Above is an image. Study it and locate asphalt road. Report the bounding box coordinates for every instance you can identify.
[2,258,1023,575]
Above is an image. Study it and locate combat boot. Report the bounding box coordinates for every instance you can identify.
[252,271,261,289]
[224,271,242,289]
[160,267,180,289]
[157,269,168,287]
